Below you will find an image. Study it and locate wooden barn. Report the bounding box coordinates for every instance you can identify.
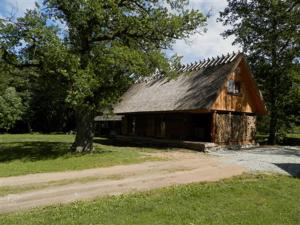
[109,52,267,148]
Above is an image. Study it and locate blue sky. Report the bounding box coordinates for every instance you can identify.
[0,0,240,63]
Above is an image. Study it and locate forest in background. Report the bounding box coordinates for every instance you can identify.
[0,0,299,146]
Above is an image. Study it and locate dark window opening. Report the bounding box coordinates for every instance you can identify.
[227,80,241,95]
[132,117,136,134]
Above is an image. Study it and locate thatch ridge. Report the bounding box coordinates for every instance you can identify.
[114,52,242,114]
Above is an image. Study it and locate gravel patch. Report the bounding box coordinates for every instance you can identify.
[210,146,300,176]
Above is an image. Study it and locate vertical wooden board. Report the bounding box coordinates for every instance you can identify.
[136,115,150,137]
[231,114,246,143]
[215,113,231,143]
[154,116,161,137]
[211,111,216,143]
[146,115,155,137]
[242,114,248,141]
[121,116,128,135]
[203,112,257,144]
[245,115,256,142]
[211,61,258,113]
[126,115,135,135]
[161,119,166,138]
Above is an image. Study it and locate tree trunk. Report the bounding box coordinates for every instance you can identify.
[27,122,32,133]
[268,51,279,145]
[71,108,95,152]
[268,111,278,145]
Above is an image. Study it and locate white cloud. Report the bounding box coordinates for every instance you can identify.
[170,0,241,63]
[0,0,38,17]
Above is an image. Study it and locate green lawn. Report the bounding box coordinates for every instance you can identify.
[256,128,300,143]
[0,175,299,225]
[287,126,300,139]
[287,133,300,138]
[286,126,300,139]
[0,134,163,177]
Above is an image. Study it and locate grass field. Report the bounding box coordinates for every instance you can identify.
[256,127,300,143]
[0,174,299,225]
[0,134,163,177]
[287,126,300,139]
[286,125,300,139]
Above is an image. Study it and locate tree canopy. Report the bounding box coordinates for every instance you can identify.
[0,0,206,151]
[0,87,23,131]
[219,0,300,143]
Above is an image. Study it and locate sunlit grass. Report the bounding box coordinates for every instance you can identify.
[1,174,299,225]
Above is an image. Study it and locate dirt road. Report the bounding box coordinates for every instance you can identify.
[0,151,245,214]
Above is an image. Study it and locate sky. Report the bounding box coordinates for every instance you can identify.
[0,0,38,18]
[0,0,241,63]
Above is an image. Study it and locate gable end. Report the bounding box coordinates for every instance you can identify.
[210,55,267,115]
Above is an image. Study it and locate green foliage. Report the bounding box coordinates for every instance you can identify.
[0,9,75,132]
[28,65,76,132]
[1,175,300,224]
[0,87,24,131]
[1,1,206,110]
[0,1,206,149]
[219,0,300,143]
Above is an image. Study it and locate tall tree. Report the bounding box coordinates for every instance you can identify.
[0,87,24,131]
[0,62,28,132]
[219,0,300,144]
[0,9,70,133]
[0,1,206,151]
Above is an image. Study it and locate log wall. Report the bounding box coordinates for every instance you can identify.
[214,113,256,144]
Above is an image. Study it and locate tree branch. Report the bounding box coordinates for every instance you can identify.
[1,48,41,69]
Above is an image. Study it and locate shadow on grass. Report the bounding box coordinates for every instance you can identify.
[283,137,300,146]
[93,137,176,151]
[0,137,175,163]
[0,139,128,163]
[0,142,73,163]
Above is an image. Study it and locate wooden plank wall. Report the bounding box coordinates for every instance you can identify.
[214,113,231,143]
[214,113,256,144]
[121,116,128,135]
[211,62,256,113]
[121,113,211,142]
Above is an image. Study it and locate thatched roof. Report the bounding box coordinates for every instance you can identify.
[114,52,241,114]
[95,115,123,121]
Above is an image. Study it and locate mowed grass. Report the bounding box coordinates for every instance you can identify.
[288,126,300,138]
[1,175,299,225]
[0,134,163,177]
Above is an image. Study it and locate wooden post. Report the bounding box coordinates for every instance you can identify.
[121,116,127,135]
[228,111,232,145]
[242,112,246,144]
[132,116,136,135]
[211,111,217,143]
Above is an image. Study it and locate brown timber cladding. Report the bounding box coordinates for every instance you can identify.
[121,114,212,142]
[212,65,254,113]
[214,113,256,144]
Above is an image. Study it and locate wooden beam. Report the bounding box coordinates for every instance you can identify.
[211,111,217,143]
[228,111,232,145]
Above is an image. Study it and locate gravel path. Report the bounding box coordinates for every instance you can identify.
[210,146,300,176]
